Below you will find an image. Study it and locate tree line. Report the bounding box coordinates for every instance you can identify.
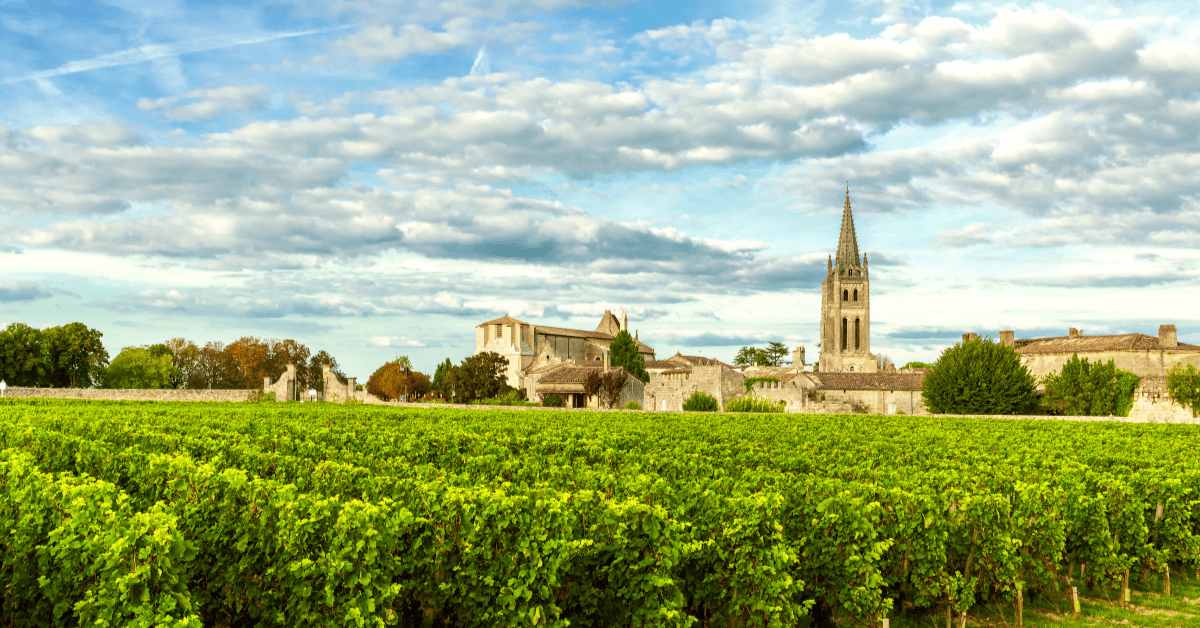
[0,323,345,391]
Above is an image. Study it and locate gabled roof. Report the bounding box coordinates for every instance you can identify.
[534,325,655,354]
[810,372,925,391]
[538,364,631,384]
[668,353,732,368]
[478,315,529,327]
[1015,333,1200,355]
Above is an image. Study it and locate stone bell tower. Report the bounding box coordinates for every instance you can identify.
[819,186,876,373]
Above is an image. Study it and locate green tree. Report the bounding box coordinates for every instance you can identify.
[1166,363,1200,418]
[734,346,758,367]
[0,323,47,386]
[42,322,108,388]
[438,352,513,403]
[103,346,179,389]
[393,355,413,369]
[921,336,1038,415]
[763,342,789,366]
[164,338,201,389]
[1041,354,1140,416]
[306,350,346,394]
[901,361,933,370]
[432,358,453,394]
[609,331,648,382]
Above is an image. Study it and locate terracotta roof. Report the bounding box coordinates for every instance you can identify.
[1015,333,1200,355]
[811,372,925,391]
[644,360,678,370]
[669,353,732,368]
[536,383,586,394]
[478,315,530,327]
[538,364,633,384]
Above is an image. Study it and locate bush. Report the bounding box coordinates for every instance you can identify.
[725,395,785,413]
[244,390,276,403]
[1167,363,1200,418]
[682,391,719,412]
[624,401,642,410]
[1040,354,1140,416]
[542,394,564,408]
[921,336,1038,415]
[474,389,538,407]
[744,376,779,393]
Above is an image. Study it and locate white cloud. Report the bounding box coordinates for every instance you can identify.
[138,84,271,121]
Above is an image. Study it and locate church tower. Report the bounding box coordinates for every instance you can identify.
[819,187,876,373]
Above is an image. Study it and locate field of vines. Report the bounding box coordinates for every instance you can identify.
[1,398,1198,628]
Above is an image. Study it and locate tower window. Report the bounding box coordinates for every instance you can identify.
[855,318,861,351]
[842,289,848,302]
[853,289,858,301]
[841,318,847,351]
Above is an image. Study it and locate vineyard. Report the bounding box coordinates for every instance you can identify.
[1,398,1199,627]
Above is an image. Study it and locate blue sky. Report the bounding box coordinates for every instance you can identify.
[3,0,1200,378]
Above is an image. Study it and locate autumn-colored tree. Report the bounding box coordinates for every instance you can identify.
[195,342,236,389]
[306,350,346,393]
[366,362,428,401]
[225,337,271,389]
[266,339,311,388]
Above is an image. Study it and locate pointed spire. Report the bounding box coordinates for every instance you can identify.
[835,185,861,271]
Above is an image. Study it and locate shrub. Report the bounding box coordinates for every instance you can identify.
[725,395,785,413]
[744,376,779,393]
[624,401,642,410]
[244,390,276,403]
[542,393,564,407]
[1167,363,1200,418]
[682,391,719,412]
[475,389,538,407]
[1040,354,1140,416]
[921,336,1038,415]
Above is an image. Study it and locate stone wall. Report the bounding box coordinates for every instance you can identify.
[645,365,745,412]
[2,387,255,402]
[1022,350,1200,381]
[747,378,929,415]
[1127,376,1194,422]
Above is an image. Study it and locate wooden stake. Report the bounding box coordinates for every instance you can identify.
[882,619,890,628]
[1165,564,1171,597]
[1071,586,1081,617]
[946,604,952,628]
[1124,568,1131,608]
[1016,585,1024,628]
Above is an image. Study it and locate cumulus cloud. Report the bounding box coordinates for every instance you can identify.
[138,84,271,121]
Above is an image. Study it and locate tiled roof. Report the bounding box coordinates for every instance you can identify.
[668,354,732,368]
[644,360,678,370]
[538,365,632,384]
[533,325,655,354]
[1015,333,1200,355]
[478,315,530,327]
[811,372,925,391]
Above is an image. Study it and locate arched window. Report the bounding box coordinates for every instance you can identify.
[855,318,861,350]
[849,365,855,372]
[841,318,847,351]
[842,289,848,302]
[853,289,858,301]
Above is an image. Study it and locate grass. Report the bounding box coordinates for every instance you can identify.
[887,569,1200,628]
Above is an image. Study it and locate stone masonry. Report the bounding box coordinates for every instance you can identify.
[820,187,876,374]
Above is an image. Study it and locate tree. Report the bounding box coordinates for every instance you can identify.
[103,346,178,389]
[0,323,46,386]
[876,354,894,370]
[609,331,648,382]
[438,352,512,403]
[42,322,108,388]
[195,341,235,389]
[601,370,628,409]
[367,361,431,401]
[1166,363,1200,418]
[583,371,603,403]
[432,358,453,395]
[734,347,758,367]
[394,356,413,370]
[164,338,201,389]
[901,361,933,371]
[265,339,311,388]
[306,350,346,394]
[921,336,1038,415]
[225,337,272,389]
[1041,354,1140,416]
[763,342,789,367]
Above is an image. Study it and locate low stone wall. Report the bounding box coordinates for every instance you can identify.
[2,387,255,402]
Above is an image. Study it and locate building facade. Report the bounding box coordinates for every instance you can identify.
[819,187,876,374]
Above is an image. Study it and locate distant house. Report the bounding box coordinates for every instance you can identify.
[475,310,654,403]
[530,363,645,409]
[979,326,1200,382]
[644,352,745,412]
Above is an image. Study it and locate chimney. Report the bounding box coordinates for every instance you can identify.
[1069,328,1079,338]
[961,333,978,344]
[603,350,610,373]
[1160,324,1178,349]
[620,311,628,332]
[999,331,1014,347]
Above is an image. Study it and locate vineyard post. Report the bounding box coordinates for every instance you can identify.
[945,604,951,628]
[881,619,889,628]
[1123,569,1130,607]
[1071,586,1080,617]
[1164,564,1170,597]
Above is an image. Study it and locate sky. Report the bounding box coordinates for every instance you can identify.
[2,0,1200,378]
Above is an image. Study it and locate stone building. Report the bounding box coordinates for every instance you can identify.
[982,325,1200,381]
[820,187,876,374]
[530,361,646,409]
[643,352,745,412]
[263,364,359,402]
[476,310,655,398]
